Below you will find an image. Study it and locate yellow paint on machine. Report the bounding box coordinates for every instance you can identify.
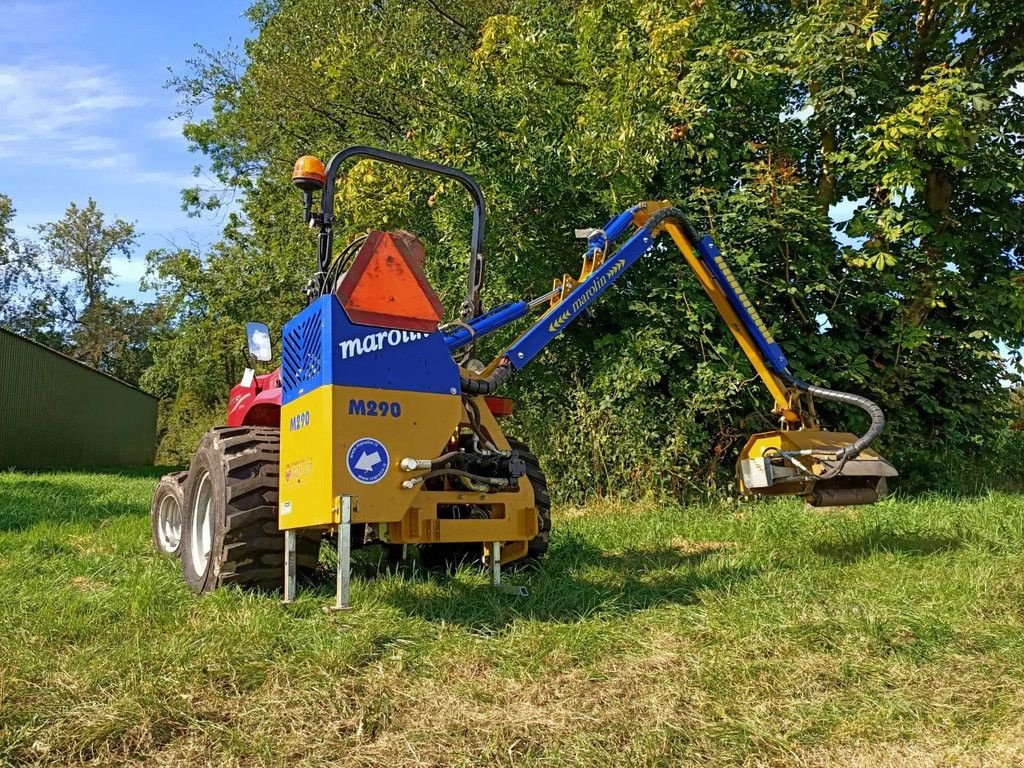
[279,384,462,529]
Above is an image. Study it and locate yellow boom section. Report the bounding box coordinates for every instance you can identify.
[633,202,797,420]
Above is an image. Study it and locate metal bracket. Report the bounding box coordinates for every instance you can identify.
[490,541,528,597]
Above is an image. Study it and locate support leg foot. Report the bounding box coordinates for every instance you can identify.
[490,541,528,597]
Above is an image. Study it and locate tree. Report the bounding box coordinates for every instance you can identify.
[0,195,43,324]
[25,199,149,375]
[157,0,1024,494]
[34,199,138,361]
[0,198,160,384]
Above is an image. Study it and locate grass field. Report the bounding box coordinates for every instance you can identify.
[3,471,1024,767]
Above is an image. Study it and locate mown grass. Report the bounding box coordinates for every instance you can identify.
[2,471,1024,767]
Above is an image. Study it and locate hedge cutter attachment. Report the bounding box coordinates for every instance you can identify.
[441,200,898,508]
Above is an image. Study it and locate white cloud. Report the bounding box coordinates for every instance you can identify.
[0,62,197,190]
[0,62,143,166]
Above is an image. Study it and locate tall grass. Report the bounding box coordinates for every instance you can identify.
[2,471,1024,766]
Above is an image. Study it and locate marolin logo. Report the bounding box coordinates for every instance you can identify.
[548,259,626,333]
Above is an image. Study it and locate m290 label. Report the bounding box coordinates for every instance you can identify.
[348,399,401,418]
[288,411,310,431]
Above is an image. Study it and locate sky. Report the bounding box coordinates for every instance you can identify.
[0,0,251,299]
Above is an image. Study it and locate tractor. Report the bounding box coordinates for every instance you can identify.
[151,146,897,606]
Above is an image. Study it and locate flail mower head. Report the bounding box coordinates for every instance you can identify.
[738,429,898,507]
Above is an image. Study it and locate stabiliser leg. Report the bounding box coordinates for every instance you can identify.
[282,529,297,604]
[327,495,353,612]
[490,541,528,597]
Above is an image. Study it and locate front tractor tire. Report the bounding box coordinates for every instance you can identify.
[180,426,318,593]
[151,471,187,556]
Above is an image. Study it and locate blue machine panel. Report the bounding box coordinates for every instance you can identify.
[696,236,789,373]
[281,294,460,405]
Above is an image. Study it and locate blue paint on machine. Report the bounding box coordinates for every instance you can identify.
[280,294,459,405]
[695,236,790,373]
[347,437,389,484]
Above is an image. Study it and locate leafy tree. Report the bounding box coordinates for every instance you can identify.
[157,0,1024,494]
[3,198,159,384]
[34,198,137,349]
[0,195,43,324]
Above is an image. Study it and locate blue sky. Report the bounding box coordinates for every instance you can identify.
[0,0,251,299]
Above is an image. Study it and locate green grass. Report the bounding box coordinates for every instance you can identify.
[3,471,1024,766]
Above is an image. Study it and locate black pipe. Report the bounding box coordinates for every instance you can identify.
[461,360,513,395]
[779,372,886,468]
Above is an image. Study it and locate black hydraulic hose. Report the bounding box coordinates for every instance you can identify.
[643,205,887,473]
[460,360,513,395]
[779,372,886,471]
[643,206,701,245]
[415,467,512,487]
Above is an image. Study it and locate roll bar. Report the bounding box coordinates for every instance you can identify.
[318,146,487,321]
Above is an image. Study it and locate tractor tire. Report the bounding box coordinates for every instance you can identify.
[507,438,552,564]
[180,426,319,593]
[418,438,551,571]
[151,471,187,557]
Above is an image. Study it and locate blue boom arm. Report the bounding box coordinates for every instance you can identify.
[444,203,786,375]
[447,200,890,485]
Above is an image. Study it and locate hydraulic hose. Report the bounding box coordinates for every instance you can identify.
[461,360,513,395]
[643,205,887,474]
[779,372,886,472]
[643,206,700,244]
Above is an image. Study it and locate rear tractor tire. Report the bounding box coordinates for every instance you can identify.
[151,471,187,557]
[180,426,319,593]
[508,438,552,566]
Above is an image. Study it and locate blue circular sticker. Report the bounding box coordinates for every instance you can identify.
[347,437,389,484]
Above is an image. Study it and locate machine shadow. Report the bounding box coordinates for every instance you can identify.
[318,533,761,629]
[812,529,975,564]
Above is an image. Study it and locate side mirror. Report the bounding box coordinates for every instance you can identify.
[246,322,273,362]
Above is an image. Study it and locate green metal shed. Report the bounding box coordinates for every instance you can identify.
[0,328,157,469]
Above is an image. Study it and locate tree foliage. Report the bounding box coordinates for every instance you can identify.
[0,195,43,324]
[156,0,1024,492]
[1,198,160,385]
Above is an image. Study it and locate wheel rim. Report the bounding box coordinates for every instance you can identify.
[189,470,214,574]
[156,492,182,553]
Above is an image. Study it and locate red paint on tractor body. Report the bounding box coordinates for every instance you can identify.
[226,366,512,426]
[227,368,284,427]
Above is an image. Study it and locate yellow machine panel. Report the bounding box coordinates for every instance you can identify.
[279,384,463,529]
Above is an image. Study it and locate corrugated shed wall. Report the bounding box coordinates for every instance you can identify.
[0,328,157,469]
